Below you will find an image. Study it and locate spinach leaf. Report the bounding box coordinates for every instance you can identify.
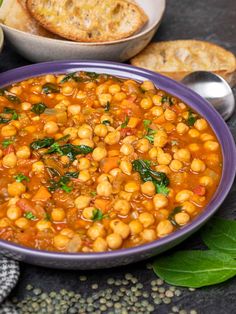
[60,72,95,83]
[60,72,78,83]
[132,159,169,188]
[44,212,51,221]
[31,102,48,115]
[0,89,21,104]
[156,184,170,196]
[91,209,108,221]
[84,72,100,79]
[58,144,93,161]
[161,96,173,105]
[102,120,111,126]
[49,175,73,193]
[24,211,37,220]
[30,137,55,150]
[0,107,19,123]
[201,217,236,258]
[64,171,79,178]
[42,83,60,94]
[104,101,110,112]
[168,206,182,226]
[14,173,30,183]
[121,116,129,128]
[2,139,13,148]
[186,110,198,126]
[143,120,156,144]
[153,250,236,288]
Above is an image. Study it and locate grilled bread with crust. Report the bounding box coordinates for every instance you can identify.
[0,0,55,37]
[131,40,236,86]
[26,0,148,42]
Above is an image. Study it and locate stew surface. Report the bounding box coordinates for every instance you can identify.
[0,72,222,253]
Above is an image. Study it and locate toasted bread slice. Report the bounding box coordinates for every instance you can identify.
[131,40,236,86]
[0,0,57,37]
[26,0,148,42]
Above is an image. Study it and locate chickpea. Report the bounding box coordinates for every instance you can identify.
[140,97,153,109]
[2,152,17,168]
[106,233,123,249]
[199,176,213,187]
[1,124,17,137]
[191,158,206,173]
[204,141,219,151]
[7,205,22,220]
[141,181,156,197]
[97,181,112,197]
[0,218,11,228]
[176,122,189,134]
[119,160,132,175]
[21,102,32,111]
[155,165,171,175]
[181,201,197,214]
[169,159,183,172]
[136,138,150,153]
[92,147,107,161]
[94,124,108,137]
[93,237,108,252]
[164,109,176,121]
[175,190,193,203]
[156,220,174,237]
[113,199,131,216]
[141,81,155,91]
[174,148,191,163]
[194,118,208,131]
[153,194,168,209]
[97,173,112,183]
[175,212,190,225]
[139,212,155,228]
[188,129,200,138]
[74,195,91,209]
[157,152,172,165]
[113,92,126,102]
[62,85,74,95]
[60,228,75,238]
[200,133,215,141]
[124,181,140,193]
[51,208,66,222]
[122,135,137,144]
[129,220,143,235]
[15,217,29,229]
[120,143,134,155]
[76,139,94,148]
[188,143,200,152]
[152,95,162,106]
[149,147,158,160]
[141,229,156,242]
[78,124,93,139]
[8,182,26,197]
[82,207,96,220]
[44,121,59,134]
[110,219,130,239]
[78,157,90,170]
[205,153,220,166]
[151,106,163,117]
[36,220,52,231]
[45,74,56,83]
[53,235,70,250]
[108,84,121,94]
[154,130,168,148]
[32,161,44,173]
[87,224,106,240]
[63,127,78,140]
[16,146,31,159]
[104,131,121,145]
[67,105,81,115]
[98,93,112,106]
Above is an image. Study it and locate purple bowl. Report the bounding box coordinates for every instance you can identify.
[0,60,235,269]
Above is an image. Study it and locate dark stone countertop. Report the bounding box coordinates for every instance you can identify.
[0,0,236,313]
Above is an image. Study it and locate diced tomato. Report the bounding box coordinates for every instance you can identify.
[193,185,206,196]
[120,127,136,138]
[3,144,15,155]
[17,199,45,218]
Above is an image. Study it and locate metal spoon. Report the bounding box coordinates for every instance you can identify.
[181,71,235,120]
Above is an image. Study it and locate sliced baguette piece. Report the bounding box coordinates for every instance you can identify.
[131,40,236,86]
[26,0,148,42]
[0,0,57,37]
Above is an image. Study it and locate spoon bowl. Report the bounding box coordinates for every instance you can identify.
[182,71,235,120]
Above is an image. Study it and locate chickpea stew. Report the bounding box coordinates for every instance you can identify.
[0,72,222,253]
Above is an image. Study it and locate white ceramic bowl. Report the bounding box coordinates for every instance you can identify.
[0,27,4,53]
[0,0,165,62]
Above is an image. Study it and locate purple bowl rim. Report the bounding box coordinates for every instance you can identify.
[0,60,235,262]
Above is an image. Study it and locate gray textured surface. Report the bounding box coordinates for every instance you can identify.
[0,0,236,313]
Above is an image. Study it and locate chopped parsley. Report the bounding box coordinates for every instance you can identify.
[161,95,174,105]
[121,116,129,128]
[186,110,198,126]
[2,139,13,148]
[44,213,51,221]
[24,211,37,220]
[143,119,157,144]
[90,191,97,197]
[48,171,79,193]
[156,184,170,196]
[14,173,30,183]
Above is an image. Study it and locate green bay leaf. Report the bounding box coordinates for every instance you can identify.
[153,250,236,288]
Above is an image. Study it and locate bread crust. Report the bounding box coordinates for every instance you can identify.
[26,0,148,42]
[131,40,236,86]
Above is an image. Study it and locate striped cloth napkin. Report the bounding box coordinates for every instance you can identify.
[0,256,19,314]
